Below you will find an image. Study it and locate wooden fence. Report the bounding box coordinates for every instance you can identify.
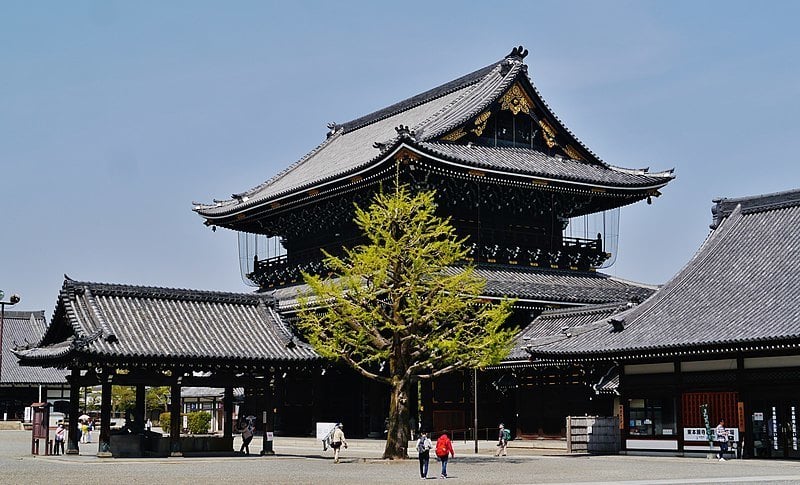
[566,416,620,454]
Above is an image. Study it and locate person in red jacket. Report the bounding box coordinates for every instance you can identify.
[435,430,455,479]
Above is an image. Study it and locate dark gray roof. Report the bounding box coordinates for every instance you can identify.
[505,302,633,360]
[195,47,673,220]
[525,187,800,360]
[195,60,517,218]
[271,265,655,312]
[338,62,500,134]
[1,311,67,384]
[14,278,319,368]
[417,142,673,189]
[463,265,655,305]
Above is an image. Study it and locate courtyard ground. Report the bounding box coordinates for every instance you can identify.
[2,430,800,484]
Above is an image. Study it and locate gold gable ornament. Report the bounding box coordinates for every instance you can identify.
[441,128,467,142]
[563,144,583,161]
[500,84,533,116]
[538,119,558,149]
[471,111,492,136]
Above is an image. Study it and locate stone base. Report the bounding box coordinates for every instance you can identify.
[169,451,183,457]
[0,421,23,431]
[96,451,113,458]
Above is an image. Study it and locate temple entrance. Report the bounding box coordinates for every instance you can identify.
[751,399,800,459]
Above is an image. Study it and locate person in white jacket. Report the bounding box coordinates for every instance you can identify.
[416,431,433,479]
[330,423,348,463]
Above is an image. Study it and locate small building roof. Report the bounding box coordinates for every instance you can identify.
[1,310,67,385]
[13,278,320,370]
[505,302,634,361]
[524,188,800,361]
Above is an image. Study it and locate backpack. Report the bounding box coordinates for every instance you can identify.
[417,438,428,453]
[502,428,511,441]
[436,437,448,456]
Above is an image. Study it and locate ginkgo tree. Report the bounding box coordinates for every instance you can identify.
[297,183,515,459]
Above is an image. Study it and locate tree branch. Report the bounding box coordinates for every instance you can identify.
[340,353,390,385]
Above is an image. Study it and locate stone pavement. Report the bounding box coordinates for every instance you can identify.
[3,430,800,484]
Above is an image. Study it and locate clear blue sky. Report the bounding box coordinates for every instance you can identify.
[2,1,799,317]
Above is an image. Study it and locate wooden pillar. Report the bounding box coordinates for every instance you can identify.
[97,371,113,457]
[169,378,182,456]
[261,374,274,455]
[737,354,748,458]
[133,384,146,434]
[66,368,81,455]
[223,387,233,441]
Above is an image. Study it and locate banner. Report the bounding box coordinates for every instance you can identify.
[701,403,712,443]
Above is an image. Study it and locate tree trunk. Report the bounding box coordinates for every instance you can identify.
[382,377,411,459]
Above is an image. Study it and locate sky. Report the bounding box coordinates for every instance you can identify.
[2,0,799,318]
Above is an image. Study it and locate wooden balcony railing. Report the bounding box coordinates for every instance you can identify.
[246,236,607,289]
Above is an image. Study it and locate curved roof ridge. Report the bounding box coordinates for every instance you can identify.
[339,61,503,133]
[62,278,262,305]
[242,128,344,199]
[605,275,660,291]
[712,187,800,226]
[205,61,512,212]
[607,164,674,177]
[83,288,116,343]
[415,61,523,140]
[414,141,674,189]
[194,129,345,213]
[538,301,633,319]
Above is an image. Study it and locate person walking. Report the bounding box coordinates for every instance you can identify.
[145,418,152,432]
[715,418,729,461]
[416,430,433,479]
[53,424,66,455]
[239,421,254,455]
[435,430,454,479]
[331,423,348,463]
[495,423,510,456]
[80,420,89,444]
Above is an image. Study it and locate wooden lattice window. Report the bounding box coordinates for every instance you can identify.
[681,392,738,428]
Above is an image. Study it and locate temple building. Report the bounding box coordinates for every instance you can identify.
[14,278,319,456]
[193,46,674,437]
[519,188,800,458]
[1,310,68,421]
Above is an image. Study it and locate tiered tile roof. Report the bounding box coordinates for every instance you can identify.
[523,188,800,361]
